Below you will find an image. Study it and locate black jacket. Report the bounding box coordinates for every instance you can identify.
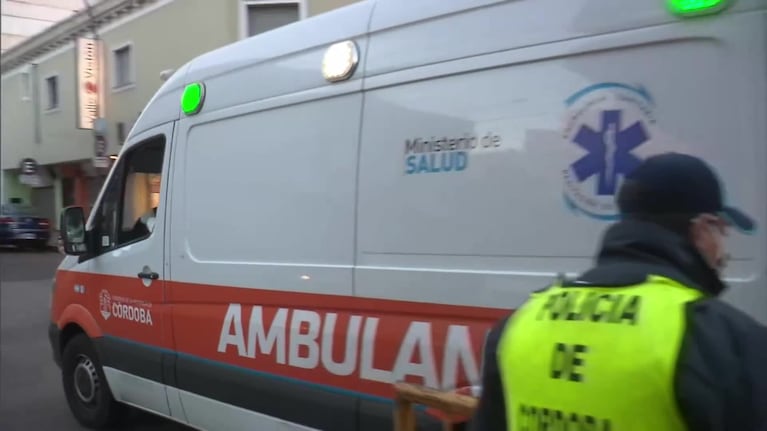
[471,220,767,431]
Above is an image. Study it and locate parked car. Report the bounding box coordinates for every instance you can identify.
[0,204,51,250]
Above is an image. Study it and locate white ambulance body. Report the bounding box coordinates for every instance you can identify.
[50,1,767,430]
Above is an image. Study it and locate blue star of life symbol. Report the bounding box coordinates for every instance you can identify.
[570,110,647,196]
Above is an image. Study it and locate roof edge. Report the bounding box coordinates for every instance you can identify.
[0,0,157,74]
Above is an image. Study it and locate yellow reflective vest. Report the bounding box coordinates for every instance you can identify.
[497,275,704,431]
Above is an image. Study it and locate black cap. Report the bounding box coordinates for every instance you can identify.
[617,152,755,233]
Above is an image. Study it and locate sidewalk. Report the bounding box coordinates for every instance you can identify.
[48,230,61,253]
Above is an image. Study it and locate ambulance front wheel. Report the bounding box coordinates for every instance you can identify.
[61,334,124,429]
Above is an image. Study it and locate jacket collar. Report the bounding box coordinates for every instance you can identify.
[583,219,726,296]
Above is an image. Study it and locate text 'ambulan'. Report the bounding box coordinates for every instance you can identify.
[217,304,480,389]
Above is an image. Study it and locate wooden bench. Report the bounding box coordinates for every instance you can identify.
[392,382,479,431]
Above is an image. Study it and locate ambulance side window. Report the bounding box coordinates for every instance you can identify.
[94,137,166,253]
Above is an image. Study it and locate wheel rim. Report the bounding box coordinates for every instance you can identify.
[73,354,100,405]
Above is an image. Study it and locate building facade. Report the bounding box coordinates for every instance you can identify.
[0,0,358,231]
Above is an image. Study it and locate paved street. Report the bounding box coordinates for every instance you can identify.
[0,249,189,431]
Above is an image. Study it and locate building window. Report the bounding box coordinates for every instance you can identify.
[45,75,59,110]
[241,1,302,39]
[112,43,134,89]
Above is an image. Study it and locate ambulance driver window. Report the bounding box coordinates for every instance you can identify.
[94,161,125,251]
[94,137,166,252]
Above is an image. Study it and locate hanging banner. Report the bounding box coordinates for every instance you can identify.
[76,37,105,130]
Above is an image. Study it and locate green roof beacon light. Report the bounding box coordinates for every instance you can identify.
[668,0,728,17]
[181,82,205,116]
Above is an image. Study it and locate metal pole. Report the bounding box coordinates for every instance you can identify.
[31,63,41,145]
[83,0,99,39]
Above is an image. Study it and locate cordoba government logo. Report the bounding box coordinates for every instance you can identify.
[562,82,657,220]
[97,290,154,325]
[99,289,112,320]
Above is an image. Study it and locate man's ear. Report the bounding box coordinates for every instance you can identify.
[688,218,699,235]
[688,218,705,246]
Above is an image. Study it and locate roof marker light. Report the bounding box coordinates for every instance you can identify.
[181,82,205,116]
[668,0,727,16]
[322,40,359,83]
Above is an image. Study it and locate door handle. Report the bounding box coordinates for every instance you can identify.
[137,270,159,280]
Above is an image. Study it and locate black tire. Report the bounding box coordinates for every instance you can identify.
[61,334,125,429]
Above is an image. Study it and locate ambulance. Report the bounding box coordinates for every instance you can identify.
[49,0,767,430]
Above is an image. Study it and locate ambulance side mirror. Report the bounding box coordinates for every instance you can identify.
[60,206,88,256]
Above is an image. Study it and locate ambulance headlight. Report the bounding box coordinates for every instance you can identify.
[322,40,359,83]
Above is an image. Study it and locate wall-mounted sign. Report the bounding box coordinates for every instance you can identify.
[76,37,105,130]
[18,158,52,187]
[93,135,110,169]
[19,158,38,175]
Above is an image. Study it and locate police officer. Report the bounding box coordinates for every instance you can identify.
[471,153,767,431]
